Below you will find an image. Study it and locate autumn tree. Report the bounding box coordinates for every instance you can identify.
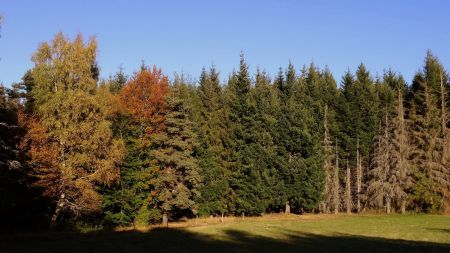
[119,65,168,135]
[21,33,124,226]
[102,66,169,226]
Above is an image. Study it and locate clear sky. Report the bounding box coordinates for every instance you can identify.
[1,0,449,87]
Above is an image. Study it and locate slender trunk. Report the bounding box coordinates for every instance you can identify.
[346,160,351,214]
[356,138,361,213]
[440,71,446,136]
[50,193,65,229]
[386,197,391,214]
[221,212,224,223]
[401,200,406,214]
[241,212,245,220]
[162,212,168,227]
[440,71,448,163]
[398,90,407,214]
[322,105,332,214]
[334,139,339,214]
[285,201,291,214]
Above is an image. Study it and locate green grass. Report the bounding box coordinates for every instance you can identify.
[2,214,449,253]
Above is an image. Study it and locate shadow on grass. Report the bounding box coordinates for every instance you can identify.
[2,227,449,253]
[427,228,450,234]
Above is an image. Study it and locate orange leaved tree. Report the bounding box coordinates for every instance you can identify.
[21,33,124,227]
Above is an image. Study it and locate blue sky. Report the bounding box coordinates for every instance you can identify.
[1,0,449,87]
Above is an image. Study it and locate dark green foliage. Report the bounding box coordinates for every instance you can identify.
[225,55,261,214]
[4,41,450,233]
[194,66,231,216]
[108,67,128,94]
[1,73,51,231]
[151,82,201,218]
[407,51,450,212]
[102,114,154,226]
[338,65,380,169]
[273,63,329,212]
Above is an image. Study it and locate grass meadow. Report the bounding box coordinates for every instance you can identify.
[2,214,449,253]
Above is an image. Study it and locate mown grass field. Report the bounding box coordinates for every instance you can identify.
[2,214,449,253]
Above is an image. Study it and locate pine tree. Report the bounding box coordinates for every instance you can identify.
[245,68,280,213]
[225,54,255,215]
[339,65,380,211]
[151,82,201,225]
[102,66,170,226]
[369,109,394,213]
[384,72,412,214]
[195,66,231,217]
[275,63,325,213]
[108,66,128,94]
[409,52,450,212]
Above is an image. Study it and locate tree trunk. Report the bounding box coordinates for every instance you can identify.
[285,201,291,214]
[345,160,351,214]
[241,212,245,220]
[401,200,406,214]
[162,212,168,227]
[386,197,391,214]
[221,212,224,223]
[50,193,65,229]
[333,139,339,214]
[356,138,361,213]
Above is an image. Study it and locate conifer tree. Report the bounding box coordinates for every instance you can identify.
[339,65,380,211]
[246,69,281,212]
[225,54,253,215]
[369,110,394,213]
[386,72,412,214]
[195,66,231,216]
[151,82,201,225]
[102,66,169,226]
[409,52,450,212]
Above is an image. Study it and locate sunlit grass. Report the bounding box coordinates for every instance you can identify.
[187,214,450,243]
[2,214,449,253]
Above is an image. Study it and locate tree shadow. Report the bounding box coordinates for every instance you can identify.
[426,228,450,234]
[2,227,449,253]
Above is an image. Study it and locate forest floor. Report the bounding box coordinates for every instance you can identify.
[2,214,450,253]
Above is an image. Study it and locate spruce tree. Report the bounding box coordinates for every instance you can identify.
[151,82,201,225]
[409,52,449,212]
[195,66,231,216]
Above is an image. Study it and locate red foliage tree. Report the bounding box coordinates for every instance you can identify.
[119,66,169,135]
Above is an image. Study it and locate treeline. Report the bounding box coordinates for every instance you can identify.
[1,33,449,230]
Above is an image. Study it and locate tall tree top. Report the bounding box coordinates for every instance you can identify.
[341,70,354,90]
[355,63,371,85]
[119,66,169,134]
[32,33,98,96]
[235,54,251,95]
